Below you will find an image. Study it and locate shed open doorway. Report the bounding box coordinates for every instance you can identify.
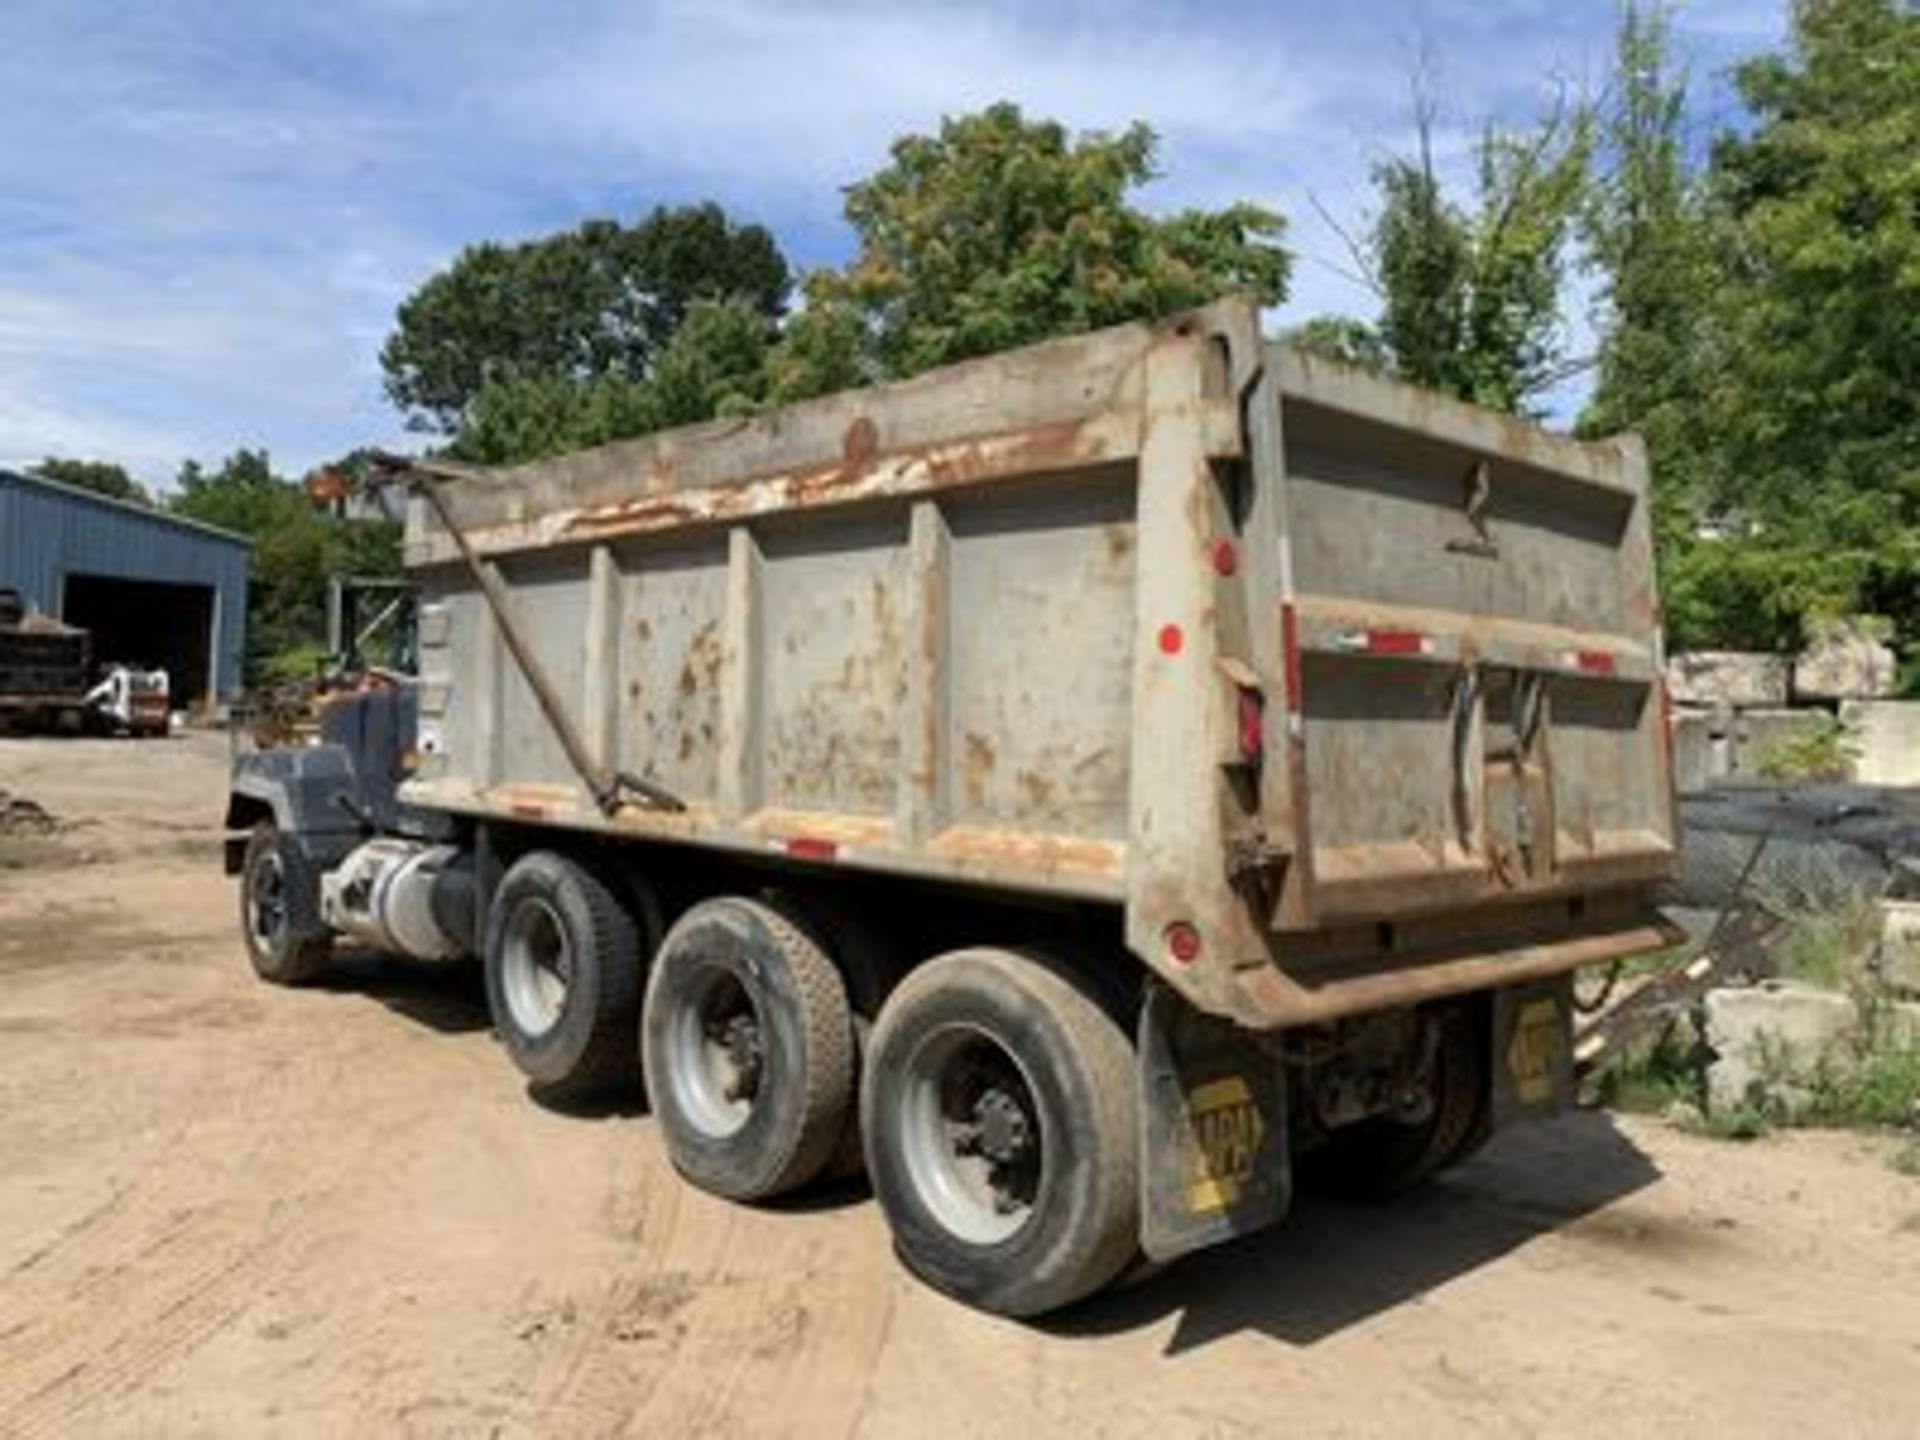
[61,573,217,710]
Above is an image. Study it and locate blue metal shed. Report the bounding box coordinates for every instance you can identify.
[0,468,250,707]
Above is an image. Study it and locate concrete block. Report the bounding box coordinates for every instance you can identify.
[1880,900,1920,998]
[1793,617,1897,702]
[1841,700,1920,787]
[1668,707,1725,794]
[1730,707,1842,779]
[1666,651,1790,709]
[1704,981,1920,1119]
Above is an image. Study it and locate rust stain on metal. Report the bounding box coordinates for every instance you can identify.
[678,619,722,701]
[1016,770,1057,813]
[961,731,995,810]
[929,825,1123,882]
[479,416,1133,554]
[842,415,879,468]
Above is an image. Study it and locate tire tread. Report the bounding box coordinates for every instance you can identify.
[486,850,645,1099]
[864,947,1138,1317]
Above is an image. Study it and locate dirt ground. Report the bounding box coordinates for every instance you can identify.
[2,734,1918,1439]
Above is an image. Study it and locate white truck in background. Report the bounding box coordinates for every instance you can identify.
[85,665,170,738]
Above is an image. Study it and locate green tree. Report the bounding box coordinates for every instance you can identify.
[1578,3,1712,529]
[1574,2,1750,649]
[1697,0,1920,642]
[28,457,150,506]
[382,203,790,434]
[453,296,778,465]
[770,103,1290,397]
[1282,316,1394,374]
[1298,90,1592,415]
[168,450,398,682]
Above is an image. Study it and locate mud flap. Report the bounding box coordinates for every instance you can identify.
[1137,984,1289,1264]
[1489,975,1575,1129]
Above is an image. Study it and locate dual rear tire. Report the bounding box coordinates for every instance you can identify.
[484,851,649,1101]
[642,898,855,1200]
[481,856,1141,1316]
[861,949,1139,1317]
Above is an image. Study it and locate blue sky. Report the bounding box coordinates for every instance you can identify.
[0,0,1785,486]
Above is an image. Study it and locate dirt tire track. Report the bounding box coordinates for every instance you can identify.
[0,1000,419,1435]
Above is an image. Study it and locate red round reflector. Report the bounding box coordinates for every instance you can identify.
[1158,623,1184,655]
[1210,539,1238,577]
[1164,922,1202,965]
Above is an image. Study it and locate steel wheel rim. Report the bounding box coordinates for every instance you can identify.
[667,963,762,1139]
[501,896,571,1038]
[247,847,287,948]
[898,1023,1043,1246]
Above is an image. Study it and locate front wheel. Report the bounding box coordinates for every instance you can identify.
[862,949,1139,1318]
[239,822,333,985]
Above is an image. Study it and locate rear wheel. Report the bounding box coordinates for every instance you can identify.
[1300,1008,1489,1199]
[484,851,645,1100]
[863,949,1138,1318]
[239,822,332,985]
[643,897,854,1201]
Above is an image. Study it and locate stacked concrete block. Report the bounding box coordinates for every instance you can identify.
[1704,980,1920,1119]
[1665,620,1912,787]
[1793,618,1897,703]
[1880,900,1920,997]
[1840,700,1920,786]
[1665,652,1791,709]
[1668,707,1723,794]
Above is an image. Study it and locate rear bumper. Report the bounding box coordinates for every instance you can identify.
[1232,901,1682,1028]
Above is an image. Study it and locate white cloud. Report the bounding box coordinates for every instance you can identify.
[0,0,1790,480]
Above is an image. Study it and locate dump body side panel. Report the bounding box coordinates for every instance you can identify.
[400,302,1675,1030]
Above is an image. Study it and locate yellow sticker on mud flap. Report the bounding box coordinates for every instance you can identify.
[1182,1077,1264,1214]
[1507,997,1563,1107]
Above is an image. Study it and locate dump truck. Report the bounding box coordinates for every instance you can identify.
[225,299,1680,1317]
[0,587,92,734]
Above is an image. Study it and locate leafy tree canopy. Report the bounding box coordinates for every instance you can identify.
[1295,91,1591,415]
[1577,2,1715,550]
[28,457,150,506]
[1704,0,1920,537]
[167,449,400,681]
[382,203,790,433]
[416,105,1292,464]
[1578,0,1920,652]
[451,296,778,465]
[771,103,1290,398]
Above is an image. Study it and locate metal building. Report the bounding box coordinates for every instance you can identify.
[0,468,250,708]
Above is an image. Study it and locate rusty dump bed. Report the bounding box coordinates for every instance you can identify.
[401,299,1678,1029]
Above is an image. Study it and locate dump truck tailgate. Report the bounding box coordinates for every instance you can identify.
[1263,349,1675,933]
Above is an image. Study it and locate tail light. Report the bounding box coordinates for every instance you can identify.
[1237,687,1265,765]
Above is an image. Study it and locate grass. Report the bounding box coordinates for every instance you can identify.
[1585,1022,1699,1115]
[1767,887,1884,991]
[1590,885,1920,1147]
[1890,1141,1920,1178]
[1806,1038,1920,1131]
[1752,712,1861,782]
